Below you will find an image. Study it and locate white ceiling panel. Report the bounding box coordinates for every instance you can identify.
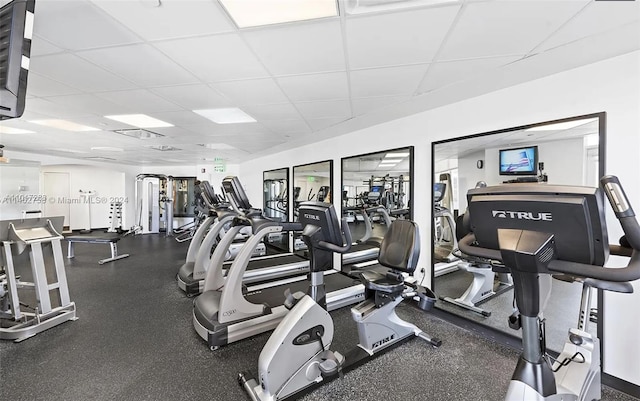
[26,73,83,98]
[212,78,289,105]
[276,72,349,102]
[438,1,588,60]
[296,100,352,120]
[90,0,235,41]
[241,103,302,121]
[147,110,209,127]
[78,44,199,87]
[419,55,522,93]
[350,64,429,98]
[30,53,136,92]
[535,1,640,52]
[306,117,350,131]
[242,20,345,75]
[30,36,64,57]
[154,34,270,83]
[150,84,232,110]
[95,89,183,114]
[260,120,312,136]
[351,95,410,116]
[346,6,461,69]
[24,98,95,119]
[33,1,142,50]
[41,94,131,116]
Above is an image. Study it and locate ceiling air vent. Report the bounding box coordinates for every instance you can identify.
[113,128,164,140]
[149,145,180,151]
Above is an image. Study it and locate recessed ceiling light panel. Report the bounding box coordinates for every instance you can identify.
[193,108,256,124]
[29,119,99,132]
[105,114,173,128]
[385,152,410,158]
[219,0,338,28]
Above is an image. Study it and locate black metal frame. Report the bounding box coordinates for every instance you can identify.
[263,167,290,250]
[292,159,334,220]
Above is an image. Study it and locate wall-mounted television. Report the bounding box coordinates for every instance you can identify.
[499,145,538,176]
[0,0,34,120]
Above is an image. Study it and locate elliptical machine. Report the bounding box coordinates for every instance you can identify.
[458,175,640,401]
[239,202,441,401]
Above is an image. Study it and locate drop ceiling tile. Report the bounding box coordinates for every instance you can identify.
[33,1,142,50]
[536,1,640,52]
[350,64,429,98]
[154,34,270,82]
[419,55,522,93]
[306,117,350,131]
[276,72,349,102]
[351,95,410,116]
[147,110,210,127]
[42,94,132,116]
[30,36,64,57]
[30,53,136,92]
[212,79,288,105]
[91,0,235,41]
[260,119,312,135]
[78,44,199,87]
[438,1,588,60]
[346,6,460,69]
[24,97,95,119]
[296,100,351,120]
[241,103,302,121]
[96,89,183,113]
[26,73,83,97]
[150,84,233,110]
[243,20,345,75]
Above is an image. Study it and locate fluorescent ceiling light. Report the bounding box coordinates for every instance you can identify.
[525,119,596,132]
[385,152,409,158]
[378,163,397,167]
[381,159,402,163]
[91,146,124,152]
[219,0,338,28]
[113,128,164,140]
[0,126,35,134]
[104,114,173,128]
[52,148,88,154]
[345,0,459,15]
[193,108,256,124]
[29,119,99,132]
[200,143,236,150]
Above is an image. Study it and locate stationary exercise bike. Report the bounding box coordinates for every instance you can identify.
[239,202,441,401]
[458,175,640,401]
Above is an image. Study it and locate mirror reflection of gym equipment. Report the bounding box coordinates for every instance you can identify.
[432,113,604,353]
[263,168,289,252]
[341,147,413,271]
[292,160,332,252]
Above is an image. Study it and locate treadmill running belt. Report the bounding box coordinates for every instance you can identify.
[245,273,362,308]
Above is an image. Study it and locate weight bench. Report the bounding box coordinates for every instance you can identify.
[65,232,129,265]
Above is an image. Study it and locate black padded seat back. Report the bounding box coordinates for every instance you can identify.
[377,220,420,273]
[455,213,471,242]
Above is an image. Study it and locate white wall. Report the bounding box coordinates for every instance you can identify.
[456,150,485,212]
[41,165,126,230]
[238,51,640,386]
[0,160,41,220]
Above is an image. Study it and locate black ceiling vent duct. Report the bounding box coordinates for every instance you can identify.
[0,0,35,120]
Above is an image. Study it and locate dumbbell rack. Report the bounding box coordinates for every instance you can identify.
[0,216,77,342]
[108,202,123,233]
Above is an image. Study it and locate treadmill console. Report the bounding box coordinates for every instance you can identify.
[298,202,342,247]
[222,176,253,210]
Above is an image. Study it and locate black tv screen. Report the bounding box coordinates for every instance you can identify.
[0,0,34,120]
[499,145,538,176]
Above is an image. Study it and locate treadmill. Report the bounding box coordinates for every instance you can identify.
[192,181,365,350]
[177,182,267,296]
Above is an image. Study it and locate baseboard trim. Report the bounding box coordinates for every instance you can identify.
[602,373,640,398]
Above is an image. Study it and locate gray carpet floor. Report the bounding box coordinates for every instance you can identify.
[0,234,636,401]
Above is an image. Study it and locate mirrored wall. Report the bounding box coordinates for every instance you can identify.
[341,147,413,271]
[292,160,333,252]
[263,167,289,252]
[431,113,605,353]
